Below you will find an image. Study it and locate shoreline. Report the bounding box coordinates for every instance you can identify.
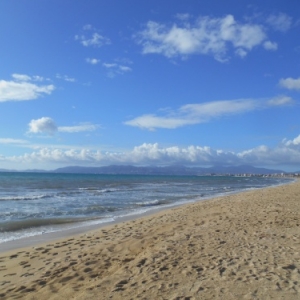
[0,179,293,253]
[0,203,176,253]
[0,180,300,299]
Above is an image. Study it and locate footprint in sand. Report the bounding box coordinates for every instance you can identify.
[113,279,129,292]
[4,273,16,277]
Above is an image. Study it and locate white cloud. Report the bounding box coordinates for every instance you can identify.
[86,58,101,65]
[75,25,110,48]
[125,97,292,130]
[1,144,229,166]
[28,117,58,135]
[119,66,132,72]
[181,100,258,116]
[12,74,32,81]
[0,138,29,145]
[58,123,99,133]
[127,143,225,164]
[83,24,93,30]
[237,142,300,167]
[136,14,276,61]
[263,41,278,51]
[12,74,46,82]
[32,75,45,81]
[279,77,300,90]
[235,48,248,58]
[284,135,300,146]
[28,117,99,135]
[266,13,292,32]
[56,74,76,82]
[6,148,105,165]
[3,133,300,168]
[102,62,132,78]
[103,63,117,68]
[0,74,55,102]
[84,33,108,47]
[175,13,191,21]
[125,114,199,130]
[267,95,293,106]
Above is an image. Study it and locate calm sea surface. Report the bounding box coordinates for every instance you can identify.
[0,172,292,244]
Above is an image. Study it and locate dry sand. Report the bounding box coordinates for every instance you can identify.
[0,180,300,300]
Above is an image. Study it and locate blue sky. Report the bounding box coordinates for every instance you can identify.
[0,0,300,171]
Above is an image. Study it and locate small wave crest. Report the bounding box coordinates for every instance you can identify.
[223,186,232,190]
[0,194,50,201]
[79,187,119,193]
[136,199,172,207]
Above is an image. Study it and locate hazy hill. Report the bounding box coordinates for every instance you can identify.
[53,165,285,175]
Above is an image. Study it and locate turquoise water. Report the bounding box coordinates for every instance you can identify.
[0,172,292,243]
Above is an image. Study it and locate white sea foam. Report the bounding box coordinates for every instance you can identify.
[0,194,50,201]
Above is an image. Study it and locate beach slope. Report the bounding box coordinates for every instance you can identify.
[1,180,300,299]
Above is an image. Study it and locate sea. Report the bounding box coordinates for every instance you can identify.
[0,172,293,245]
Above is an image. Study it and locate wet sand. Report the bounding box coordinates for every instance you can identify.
[0,180,300,299]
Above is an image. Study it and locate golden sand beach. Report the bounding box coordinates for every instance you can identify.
[0,180,300,299]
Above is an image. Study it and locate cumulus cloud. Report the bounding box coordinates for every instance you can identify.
[266,13,292,32]
[0,74,55,102]
[136,14,277,61]
[237,142,300,167]
[279,77,300,90]
[3,133,300,168]
[125,97,292,130]
[127,143,233,165]
[0,144,236,166]
[28,117,58,135]
[75,25,110,47]
[284,134,300,147]
[28,117,99,135]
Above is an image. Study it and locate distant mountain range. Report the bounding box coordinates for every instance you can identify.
[0,165,291,175]
[51,165,286,175]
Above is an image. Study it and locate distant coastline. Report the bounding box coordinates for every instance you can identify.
[1,164,299,176]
